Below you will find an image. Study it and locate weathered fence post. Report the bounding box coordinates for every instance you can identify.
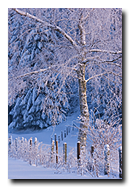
[64,130,66,138]
[56,140,58,164]
[51,140,54,163]
[77,141,80,166]
[61,131,63,141]
[29,138,32,165]
[20,137,24,159]
[66,127,68,135]
[58,136,60,143]
[91,145,94,157]
[21,137,24,143]
[55,134,57,146]
[8,136,12,149]
[63,142,67,163]
[15,138,17,152]
[104,144,110,175]
[68,126,70,133]
[34,137,37,166]
[119,146,122,178]
[91,145,94,171]
[30,138,32,147]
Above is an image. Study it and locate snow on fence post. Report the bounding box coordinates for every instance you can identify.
[104,144,110,175]
[34,137,37,145]
[77,141,81,166]
[51,140,54,163]
[63,142,67,164]
[55,134,57,146]
[56,140,58,164]
[61,131,63,141]
[119,146,122,178]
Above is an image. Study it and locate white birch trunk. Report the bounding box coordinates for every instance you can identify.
[77,64,89,147]
[104,144,110,175]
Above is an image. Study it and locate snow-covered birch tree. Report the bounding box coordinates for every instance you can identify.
[8,8,122,146]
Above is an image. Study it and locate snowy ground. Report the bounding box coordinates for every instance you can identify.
[8,156,113,179]
[8,109,120,179]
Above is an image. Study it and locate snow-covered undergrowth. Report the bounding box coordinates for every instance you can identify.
[8,111,121,179]
[8,135,120,179]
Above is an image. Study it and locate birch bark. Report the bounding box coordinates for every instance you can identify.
[77,63,89,147]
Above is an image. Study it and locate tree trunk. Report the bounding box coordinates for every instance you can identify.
[77,64,89,147]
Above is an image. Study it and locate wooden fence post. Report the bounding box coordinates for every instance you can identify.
[104,144,110,175]
[56,140,58,164]
[91,145,94,157]
[63,142,67,163]
[21,137,24,159]
[8,136,12,149]
[77,141,80,165]
[58,136,60,143]
[21,137,24,143]
[29,138,32,165]
[34,137,37,166]
[51,140,54,163]
[68,126,70,133]
[91,145,94,171]
[119,146,122,178]
[15,138,17,151]
[66,127,68,135]
[30,138,32,148]
[64,130,66,138]
[61,131,63,141]
[55,134,57,146]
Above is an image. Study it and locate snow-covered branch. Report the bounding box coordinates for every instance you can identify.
[13,8,79,50]
[85,49,122,55]
[82,8,95,22]
[86,71,122,83]
[86,72,108,83]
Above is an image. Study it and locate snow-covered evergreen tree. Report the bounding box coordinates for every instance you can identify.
[9,80,71,129]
